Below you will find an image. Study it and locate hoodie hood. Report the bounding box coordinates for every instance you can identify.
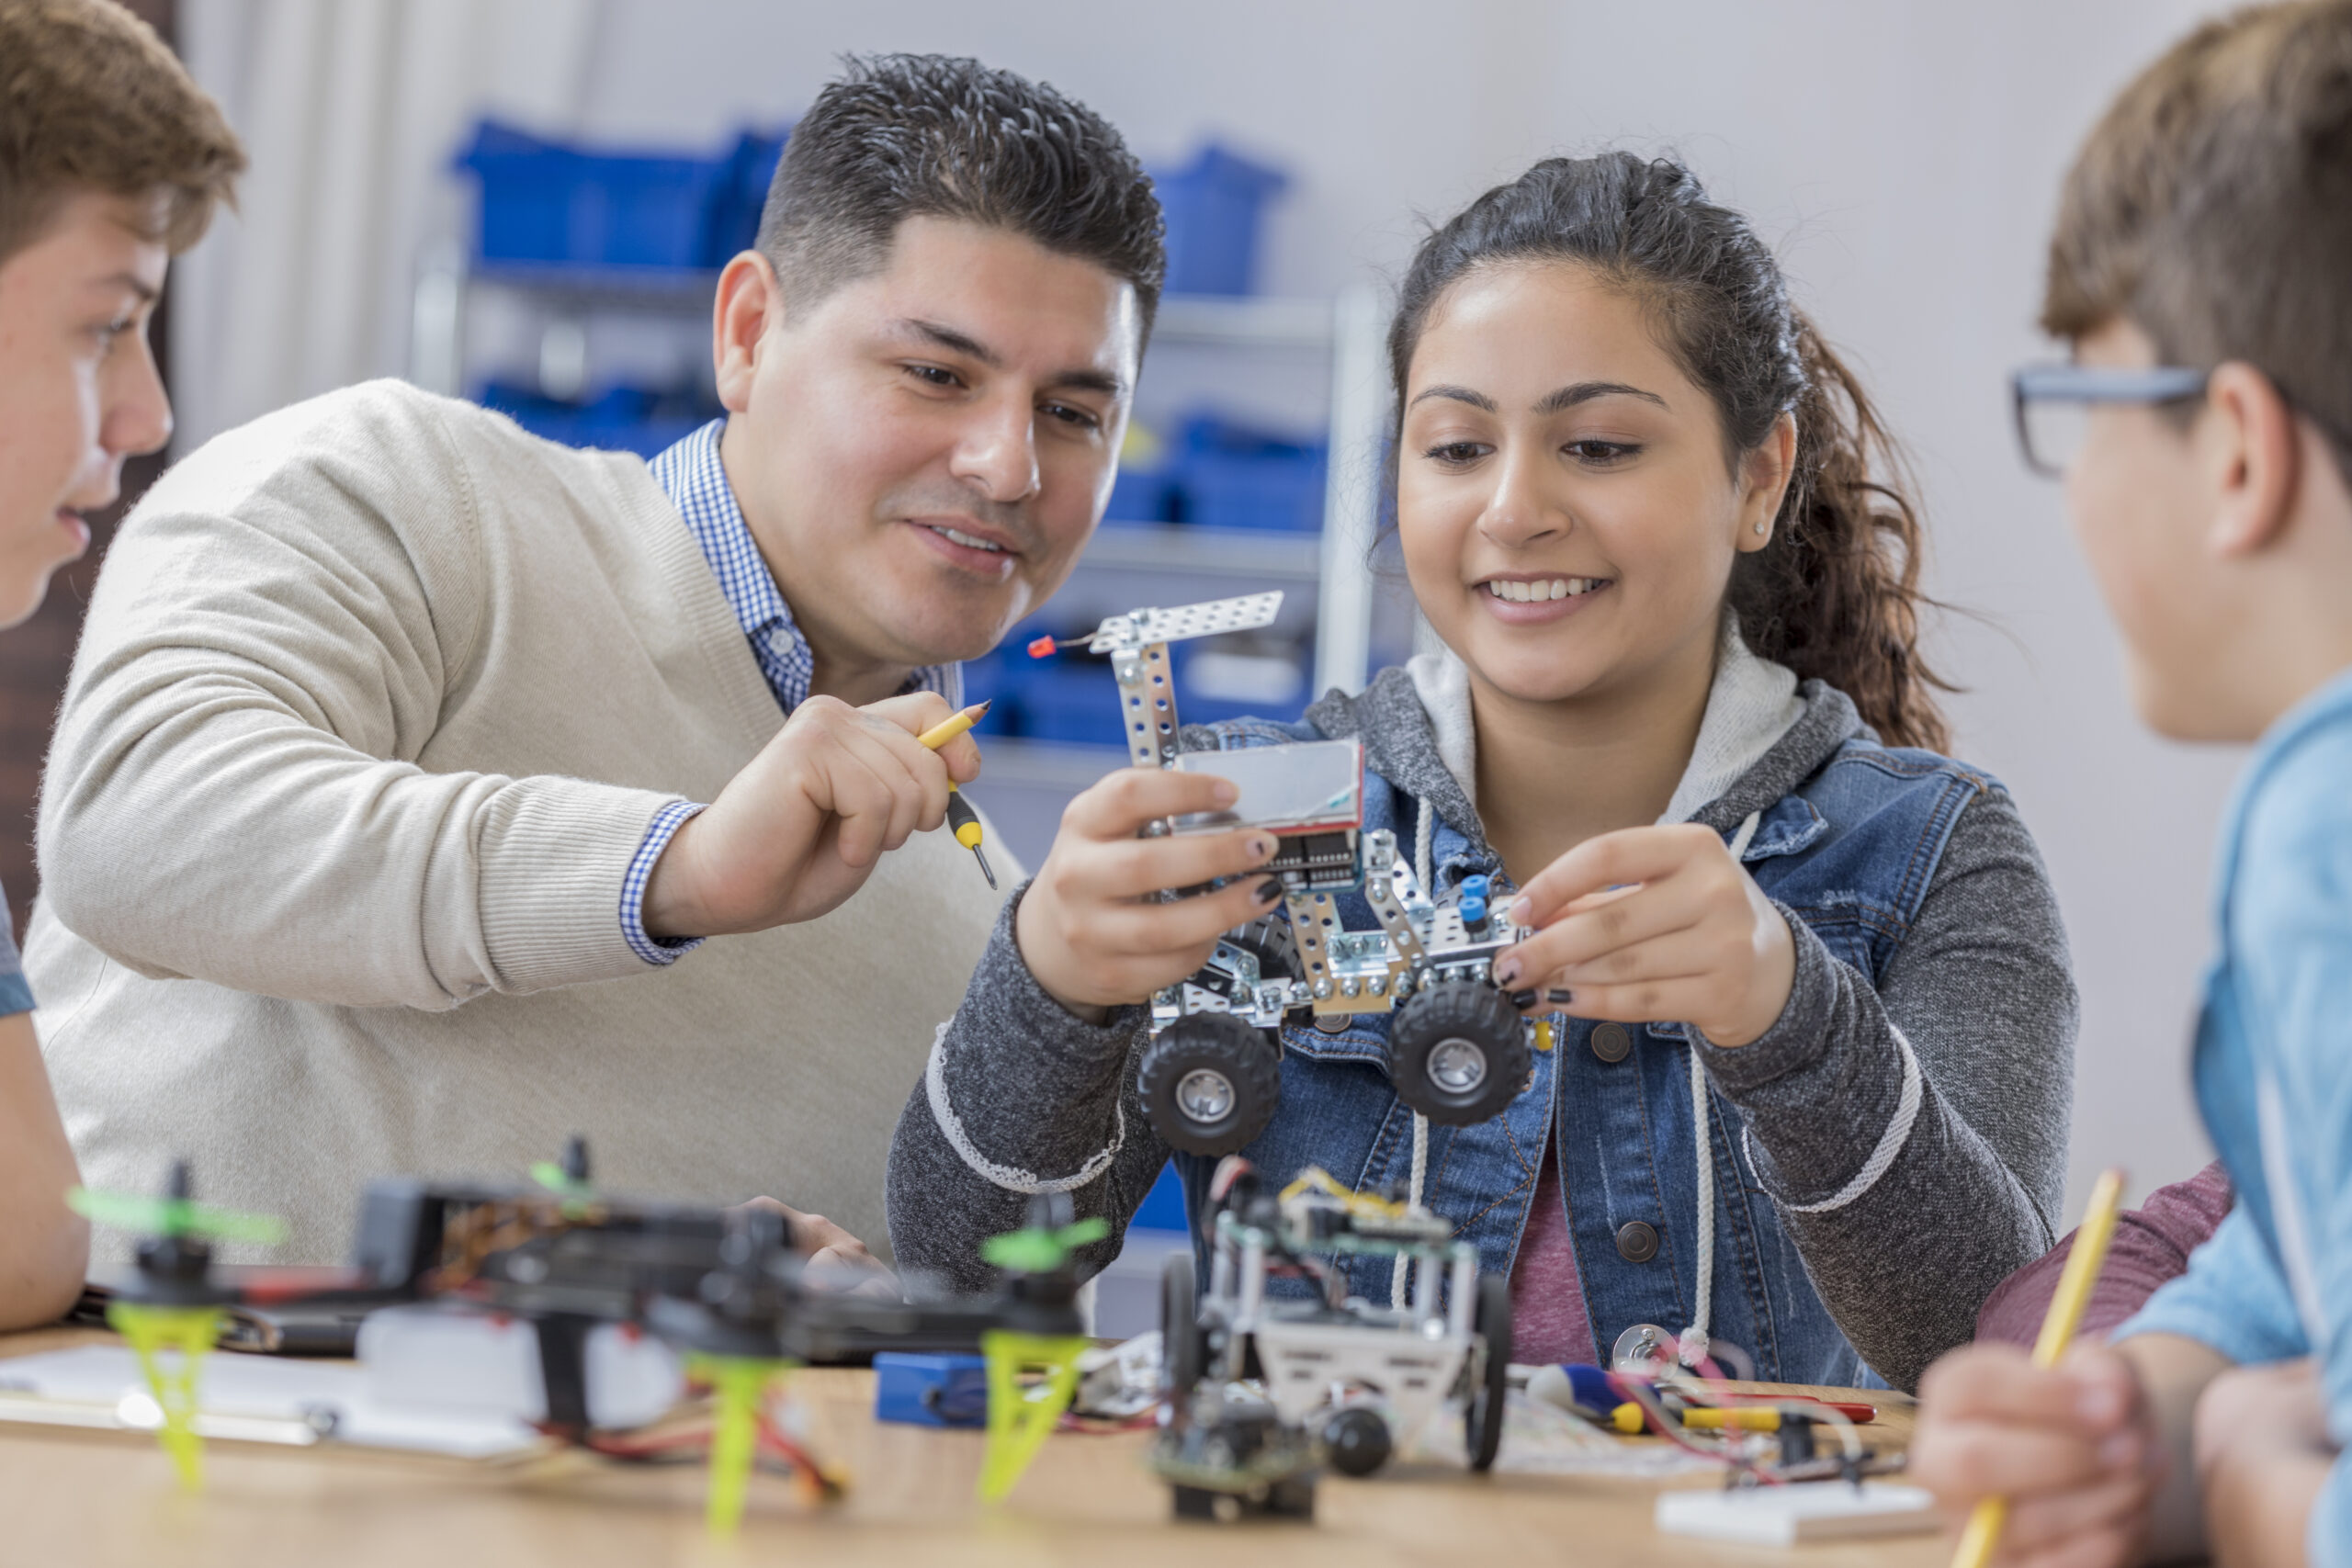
[1300,651,1869,862]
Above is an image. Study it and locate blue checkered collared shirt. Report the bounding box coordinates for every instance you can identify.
[619,419,962,964]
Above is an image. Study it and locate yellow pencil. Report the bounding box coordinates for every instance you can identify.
[916,701,997,889]
[915,700,990,751]
[1949,1168,2129,1568]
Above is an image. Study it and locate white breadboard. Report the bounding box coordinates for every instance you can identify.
[1654,1481,1941,1544]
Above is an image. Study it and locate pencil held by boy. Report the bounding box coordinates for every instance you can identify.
[0,0,242,1328]
[1910,4,2352,1563]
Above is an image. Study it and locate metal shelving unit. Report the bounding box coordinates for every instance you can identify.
[410,254,1389,867]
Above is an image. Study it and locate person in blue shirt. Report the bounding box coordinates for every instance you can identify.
[891,151,2082,1393]
[1910,5,2352,1564]
[0,0,243,1329]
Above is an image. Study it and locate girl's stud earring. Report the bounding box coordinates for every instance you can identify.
[1753,521,1768,536]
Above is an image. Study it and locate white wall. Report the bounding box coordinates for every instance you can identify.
[180,0,2236,1224]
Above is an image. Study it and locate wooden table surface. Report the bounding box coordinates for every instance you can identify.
[0,1326,1952,1567]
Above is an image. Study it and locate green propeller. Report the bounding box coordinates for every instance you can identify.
[979,1216,1108,1275]
[530,1161,592,1196]
[66,1187,287,1247]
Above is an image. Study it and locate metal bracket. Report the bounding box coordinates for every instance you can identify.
[1360,830,1430,972]
[1112,642,1181,770]
[1081,592,1283,656]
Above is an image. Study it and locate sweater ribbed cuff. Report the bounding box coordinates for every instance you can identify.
[476,779,697,992]
[1691,903,1838,1093]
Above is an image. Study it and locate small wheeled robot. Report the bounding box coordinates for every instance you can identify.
[1151,1162,1511,1520]
[1045,592,1537,1156]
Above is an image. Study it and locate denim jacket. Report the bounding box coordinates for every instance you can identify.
[2115,668,2352,1568]
[891,664,2075,1391]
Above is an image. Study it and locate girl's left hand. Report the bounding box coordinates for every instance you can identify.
[1492,823,1795,1047]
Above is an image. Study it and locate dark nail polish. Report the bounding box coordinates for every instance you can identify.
[1508,989,1538,1010]
[1256,877,1284,904]
[1545,988,1575,1006]
[1493,959,1521,987]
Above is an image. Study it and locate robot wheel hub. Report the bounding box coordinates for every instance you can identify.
[1426,1037,1488,1094]
[1176,1068,1237,1122]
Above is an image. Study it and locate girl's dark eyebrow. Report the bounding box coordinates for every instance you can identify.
[1536,380,1666,413]
[1408,380,1668,414]
[1408,384,1498,412]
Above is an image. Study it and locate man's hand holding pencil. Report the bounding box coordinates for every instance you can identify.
[640,692,988,938]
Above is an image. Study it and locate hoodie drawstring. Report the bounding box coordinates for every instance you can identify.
[1679,807,1762,1368]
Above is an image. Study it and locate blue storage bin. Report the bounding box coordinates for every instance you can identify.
[1105,463,1179,525]
[1017,661,1125,747]
[1149,143,1289,297]
[1174,413,1328,533]
[481,382,713,458]
[456,119,727,270]
[703,127,790,266]
[959,649,1021,736]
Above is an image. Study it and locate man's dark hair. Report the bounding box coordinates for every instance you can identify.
[755,54,1163,340]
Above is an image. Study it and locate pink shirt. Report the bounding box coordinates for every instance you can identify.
[1975,1161,2233,1345]
[1508,1140,1599,1366]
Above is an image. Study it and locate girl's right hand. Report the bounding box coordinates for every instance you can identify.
[1013,767,1284,1020]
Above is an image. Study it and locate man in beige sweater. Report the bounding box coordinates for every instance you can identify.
[27,54,1164,1266]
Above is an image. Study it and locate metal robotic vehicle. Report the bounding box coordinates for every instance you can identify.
[1050,592,1539,1155]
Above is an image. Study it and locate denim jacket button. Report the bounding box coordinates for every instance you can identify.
[1590,1021,1632,1063]
[1615,1220,1659,1263]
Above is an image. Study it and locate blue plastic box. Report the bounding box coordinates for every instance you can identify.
[481,382,712,458]
[1150,143,1289,297]
[874,1352,988,1427]
[703,127,790,265]
[1016,661,1125,748]
[456,119,726,270]
[1105,463,1179,525]
[1175,413,1328,533]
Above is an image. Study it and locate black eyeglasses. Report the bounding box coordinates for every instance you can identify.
[2009,364,2210,479]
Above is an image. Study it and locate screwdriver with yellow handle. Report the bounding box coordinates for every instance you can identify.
[915,700,997,890]
[1610,1404,1802,1434]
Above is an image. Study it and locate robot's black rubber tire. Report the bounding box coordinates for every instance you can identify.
[1321,1406,1393,1476]
[1465,1271,1512,1472]
[1171,1484,1220,1521]
[1137,1013,1282,1156]
[1161,1250,1207,1400]
[1266,1473,1317,1519]
[1386,985,1531,1126]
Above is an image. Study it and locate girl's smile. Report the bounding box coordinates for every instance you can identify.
[1474,572,1613,624]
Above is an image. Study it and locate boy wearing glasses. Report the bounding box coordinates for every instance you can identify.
[0,0,243,1327]
[1910,4,2352,1565]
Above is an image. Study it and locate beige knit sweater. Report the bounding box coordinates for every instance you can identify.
[27,380,1008,1264]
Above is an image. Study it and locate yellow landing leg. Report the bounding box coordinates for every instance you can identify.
[689,1354,793,1534]
[977,1329,1087,1503]
[107,1302,223,1492]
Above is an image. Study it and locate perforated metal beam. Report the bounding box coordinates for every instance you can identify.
[1080,592,1283,655]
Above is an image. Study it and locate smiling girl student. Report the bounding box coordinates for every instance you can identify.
[888,152,2078,1392]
